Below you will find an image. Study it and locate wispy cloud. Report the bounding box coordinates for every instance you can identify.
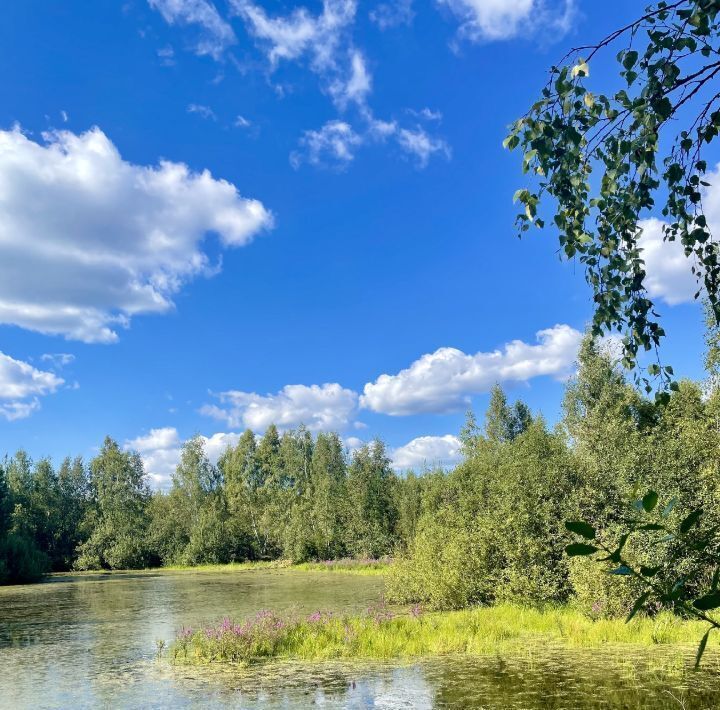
[187,103,217,120]
[148,0,236,59]
[370,0,414,30]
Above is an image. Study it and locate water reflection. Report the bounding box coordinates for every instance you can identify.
[1,571,720,708]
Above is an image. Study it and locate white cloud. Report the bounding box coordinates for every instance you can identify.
[153,0,450,168]
[232,0,371,113]
[231,0,356,70]
[411,107,443,122]
[328,50,372,109]
[396,126,451,167]
[157,45,176,66]
[187,103,217,120]
[637,161,720,307]
[202,431,242,462]
[439,0,575,42]
[201,382,359,431]
[291,120,363,168]
[40,353,75,368]
[0,352,64,421]
[0,126,271,343]
[292,117,449,169]
[391,434,462,469]
[126,426,241,488]
[344,435,364,451]
[370,0,414,29]
[361,324,582,415]
[148,0,237,59]
[637,217,700,305]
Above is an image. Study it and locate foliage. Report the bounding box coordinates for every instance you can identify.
[565,490,720,667]
[387,399,576,609]
[506,0,720,392]
[170,602,719,665]
[75,437,153,570]
[344,441,398,558]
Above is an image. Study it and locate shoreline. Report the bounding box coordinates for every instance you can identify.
[44,558,392,581]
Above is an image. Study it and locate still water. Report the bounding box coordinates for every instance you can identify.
[2,569,720,709]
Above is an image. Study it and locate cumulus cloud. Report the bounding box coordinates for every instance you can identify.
[344,435,365,452]
[148,0,237,59]
[391,434,462,469]
[0,126,272,343]
[0,352,64,421]
[439,0,575,43]
[636,217,701,306]
[361,324,582,415]
[126,426,241,488]
[637,163,720,307]
[201,383,359,431]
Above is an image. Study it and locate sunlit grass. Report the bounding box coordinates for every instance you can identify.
[56,557,391,578]
[293,558,392,575]
[169,603,719,666]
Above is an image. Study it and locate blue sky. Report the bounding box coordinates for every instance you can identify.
[0,0,710,486]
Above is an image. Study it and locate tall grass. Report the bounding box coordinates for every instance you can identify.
[169,603,719,665]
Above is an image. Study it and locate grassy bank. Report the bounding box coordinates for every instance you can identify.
[53,557,391,579]
[169,603,719,666]
[293,558,391,576]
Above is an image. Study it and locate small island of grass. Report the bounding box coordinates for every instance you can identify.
[169,603,718,666]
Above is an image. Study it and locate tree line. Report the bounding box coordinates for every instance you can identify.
[387,334,720,614]
[3,331,720,623]
[0,425,424,583]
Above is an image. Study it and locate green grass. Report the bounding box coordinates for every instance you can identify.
[293,558,391,575]
[169,603,720,666]
[53,559,289,578]
[53,558,390,578]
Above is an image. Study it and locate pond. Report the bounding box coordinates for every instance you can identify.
[2,569,720,708]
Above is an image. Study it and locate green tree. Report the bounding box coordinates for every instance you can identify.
[345,441,397,558]
[308,432,347,559]
[221,429,263,558]
[485,385,533,443]
[75,437,152,570]
[56,457,89,569]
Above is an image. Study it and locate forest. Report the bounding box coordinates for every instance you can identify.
[1,330,718,623]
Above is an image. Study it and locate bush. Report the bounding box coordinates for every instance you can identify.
[0,533,48,584]
[568,556,642,619]
[386,517,495,610]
